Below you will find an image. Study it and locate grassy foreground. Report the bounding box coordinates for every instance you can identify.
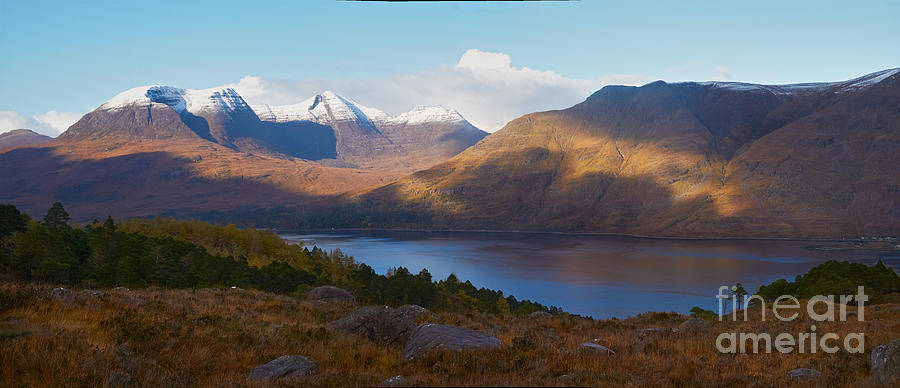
[2,283,900,387]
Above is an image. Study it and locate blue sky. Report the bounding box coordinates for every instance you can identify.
[1,0,898,134]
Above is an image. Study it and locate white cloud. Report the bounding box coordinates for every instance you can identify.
[32,111,83,134]
[713,66,733,81]
[456,49,511,70]
[230,49,649,132]
[0,110,82,137]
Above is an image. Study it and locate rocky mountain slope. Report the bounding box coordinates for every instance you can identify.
[339,69,900,238]
[0,87,486,221]
[0,129,51,150]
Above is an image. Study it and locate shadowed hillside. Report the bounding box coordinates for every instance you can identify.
[312,69,900,238]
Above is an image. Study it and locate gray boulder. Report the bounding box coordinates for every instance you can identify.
[872,339,900,385]
[378,375,408,387]
[576,342,615,356]
[328,306,415,346]
[248,355,317,382]
[50,287,71,298]
[398,304,431,320]
[786,368,821,380]
[402,323,501,360]
[677,318,713,334]
[306,286,354,303]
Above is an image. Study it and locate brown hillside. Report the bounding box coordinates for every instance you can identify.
[345,70,900,238]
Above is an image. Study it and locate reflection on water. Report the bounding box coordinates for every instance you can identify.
[279,231,900,319]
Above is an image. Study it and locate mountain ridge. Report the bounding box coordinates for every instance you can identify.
[0,87,486,221]
[0,129,52,150]
[314,68,900,238]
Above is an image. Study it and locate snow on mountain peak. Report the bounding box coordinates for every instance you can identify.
[386,105,464,125]
[252,91,390,126]
[694,68,900,96]
[834,68,900,91]
[252,93,464,127]
[99,85,251,115]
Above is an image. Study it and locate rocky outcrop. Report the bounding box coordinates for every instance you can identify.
[397,305,431,321]
[248,355,317,382]
[402,324,501,360]
[306,286,354,303]
[328,306,415,346]
[872,339,900,385]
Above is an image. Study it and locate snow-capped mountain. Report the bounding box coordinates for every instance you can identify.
[99,85,254,115]
[382,105,466,126]
[57,86,487,168]
[62,85,260,146]
[251,91,466,128]
[248,91,486,166]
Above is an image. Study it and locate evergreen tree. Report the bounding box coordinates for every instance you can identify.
[43,202,70,229]
[0,204,27,238]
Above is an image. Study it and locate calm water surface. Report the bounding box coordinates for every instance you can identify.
[280,231,900,318]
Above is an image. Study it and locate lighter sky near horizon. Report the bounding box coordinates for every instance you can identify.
[1,0,898,135]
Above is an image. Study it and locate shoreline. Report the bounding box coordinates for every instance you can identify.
[274,227,893,244]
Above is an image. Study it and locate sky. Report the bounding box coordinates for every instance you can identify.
[1,0,898,135]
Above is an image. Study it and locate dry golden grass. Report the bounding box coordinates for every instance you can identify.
[2,282,899,387]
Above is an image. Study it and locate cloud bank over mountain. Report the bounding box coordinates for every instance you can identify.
[0,110,82,137]
[0,49,649,135]
[231,49,650,132]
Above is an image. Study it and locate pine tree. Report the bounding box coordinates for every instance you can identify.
[0,205,27,238]
[43,202,70,229]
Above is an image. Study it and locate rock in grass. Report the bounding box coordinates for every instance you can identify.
[50,287,71,299]
[378,375,408,387]
[82,289,105,297]
[557,373,576,385]
[397,304,431,320]
[786,368,821,380]
[576,342,615,356]
[872,339,900,385]
[248,355,317,382]
[401,323,501,360]
[306,286,354,303]
[677,318,712,334]
[328,306,415,346]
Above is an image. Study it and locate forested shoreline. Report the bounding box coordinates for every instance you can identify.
[0,203,558,315]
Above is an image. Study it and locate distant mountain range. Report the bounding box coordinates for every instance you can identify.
[61,86,486,169]
[0,86,486,220]
[2,69,898,238]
